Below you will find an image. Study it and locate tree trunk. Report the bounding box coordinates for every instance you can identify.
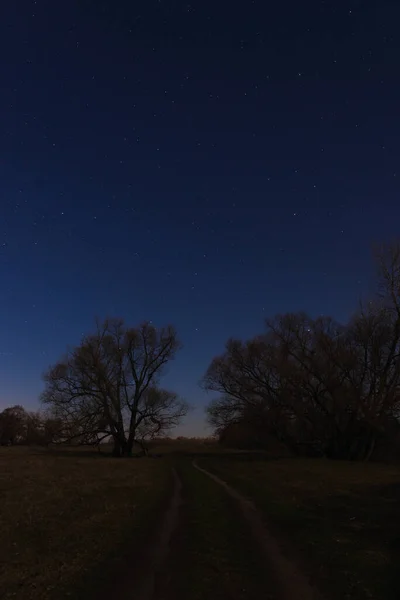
[122,439,133,457]
[112,438,121,457]
[112,436,133,457]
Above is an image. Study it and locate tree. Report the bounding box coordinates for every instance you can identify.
[22,410,64,446]
[41,318,188,456]
[203,332,297,448]
[202,242,400,461]
[0,405,27,445]
[25,411,44,445]
[0,405,63,446]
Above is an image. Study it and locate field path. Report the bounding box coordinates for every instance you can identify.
[100,466,184,600]
[192,460,322,600]
[133,468,184,600]
[112,459,323,600]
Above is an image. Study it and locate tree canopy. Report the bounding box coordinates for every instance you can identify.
[41,318,188,456]
[0,405,62,446]
[202,242,400,460]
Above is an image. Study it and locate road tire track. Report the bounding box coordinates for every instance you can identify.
[192,460,323,600]
[131,467,184,600]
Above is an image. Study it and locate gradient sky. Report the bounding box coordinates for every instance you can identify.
[1,1,400,435]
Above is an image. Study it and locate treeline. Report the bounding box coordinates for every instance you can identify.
[202,243,400,461]
[3,242,400,461]
[1,322,189,457]
[0,405,63,447]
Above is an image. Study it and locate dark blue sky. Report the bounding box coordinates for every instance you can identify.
[1,0,399,435]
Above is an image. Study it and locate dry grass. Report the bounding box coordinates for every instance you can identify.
[0,446,170,600]
[5,443,399,600]
[199,457,400,600]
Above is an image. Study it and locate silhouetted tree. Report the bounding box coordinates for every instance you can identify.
[0,405,27,445]
[41,318,188,456]
[203,242,400,461]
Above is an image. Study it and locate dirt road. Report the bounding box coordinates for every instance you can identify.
[119,459,323,600]
[192,461,322,600]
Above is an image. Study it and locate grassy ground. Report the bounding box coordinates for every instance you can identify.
[198,456,400,600]
[0,446,171,600]
[157,459,277,600]
[4,443,400,600]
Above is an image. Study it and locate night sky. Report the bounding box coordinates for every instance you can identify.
[1,1,400,435]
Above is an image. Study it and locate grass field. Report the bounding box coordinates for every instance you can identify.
[0,446,171,600]
[198,456,400,600]
[3,443,400,600]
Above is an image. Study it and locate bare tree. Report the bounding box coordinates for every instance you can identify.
[202,242,400,461]
[340,242,400,457]
[41,318,188,456]
[202,333,297,446]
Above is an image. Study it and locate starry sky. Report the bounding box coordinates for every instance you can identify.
[1,0,400,435]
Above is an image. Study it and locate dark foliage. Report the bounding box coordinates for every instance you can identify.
[203,242,400,460]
